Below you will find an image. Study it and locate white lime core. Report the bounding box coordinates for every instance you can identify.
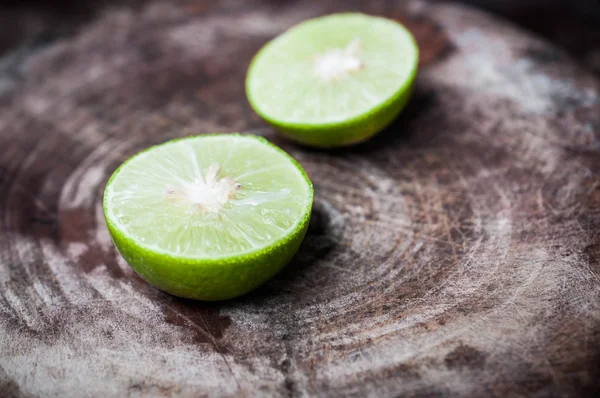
[105,135,311,257]
[313,39,362,81]
[165,163,241,215]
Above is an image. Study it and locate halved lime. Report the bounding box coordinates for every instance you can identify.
[103,134,313,301]
[246,13,419,148]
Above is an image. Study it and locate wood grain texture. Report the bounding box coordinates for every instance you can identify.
[1,1,599,397]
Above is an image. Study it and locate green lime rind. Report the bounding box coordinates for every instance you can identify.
[105,215,310,301]
[103,134,314,301]
[249,75,416,148]
[245,13,419,148]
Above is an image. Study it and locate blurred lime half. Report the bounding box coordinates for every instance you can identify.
[246,13,419,147]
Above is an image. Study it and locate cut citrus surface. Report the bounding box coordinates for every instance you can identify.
[246,13,419,148]
[103,134,313,301]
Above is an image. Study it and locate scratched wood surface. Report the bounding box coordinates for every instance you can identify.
[1,1,599,397]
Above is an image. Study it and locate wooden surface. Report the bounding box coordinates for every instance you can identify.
[1,1,599,397]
